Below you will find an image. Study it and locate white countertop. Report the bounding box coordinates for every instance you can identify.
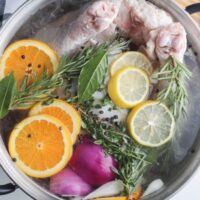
[0,0,200,199]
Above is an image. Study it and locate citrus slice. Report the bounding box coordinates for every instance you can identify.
[8,115,72,178]
[110,51,153,76]
[29,99,81,144]
[108,66,150,108]
[127,101,175,147]
[0,39,59,87]
[16,102,36,111]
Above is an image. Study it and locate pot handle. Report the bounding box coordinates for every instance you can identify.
[0,183,17,195]
[186,3,200,14]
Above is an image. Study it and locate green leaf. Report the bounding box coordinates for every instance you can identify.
[78,48,108,103]
[0,73,16,119]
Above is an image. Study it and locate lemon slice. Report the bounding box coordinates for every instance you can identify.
[108,66,150,108]
[110,52,153,76]
[127,101,175,147]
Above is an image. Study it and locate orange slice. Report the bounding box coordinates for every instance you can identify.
[8,115,72,178]
[29,99,81,144]
[0,39,59,87]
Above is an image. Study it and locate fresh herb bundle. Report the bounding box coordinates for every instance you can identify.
[0,38,129,119]
[81,110,158,194]
[155,56,192,119]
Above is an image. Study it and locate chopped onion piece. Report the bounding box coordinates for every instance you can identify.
[142,179,164,197]
[50,167,92,196]
[83,180,124,200]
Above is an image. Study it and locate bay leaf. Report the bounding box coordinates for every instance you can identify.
[0,73,16,119]
[78,48,108,103]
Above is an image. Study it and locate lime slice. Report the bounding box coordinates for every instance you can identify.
[108,66,150,108]
[110,52,153,76]
[127,101,175,147]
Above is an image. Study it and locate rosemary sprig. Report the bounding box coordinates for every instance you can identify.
[80,110,158,194]
[9,38,129,110]
[155,56,192,119]
[10,68,62,109]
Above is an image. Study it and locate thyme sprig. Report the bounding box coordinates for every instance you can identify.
[155,56,192,119]
[9,38,129,110]
[80,110,158,194]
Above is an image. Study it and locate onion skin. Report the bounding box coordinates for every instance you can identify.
[50,167,92,196]
[70,142,117,186]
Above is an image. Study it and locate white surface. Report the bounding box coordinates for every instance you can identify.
[171,167,200,200]
[0,0,200,200]
[0,168,32,200]
[4,0,26,13]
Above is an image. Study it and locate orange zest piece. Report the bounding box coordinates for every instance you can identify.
[128,187,142,200]
[0,39,59,87]
[94,187,142,200]
[94,198,127,200]
[29,99,81,144]
[8,115,72,178]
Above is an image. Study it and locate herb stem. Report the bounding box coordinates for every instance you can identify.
[80,110,157,194]
[9,38,129,110]
[155,56,192,119]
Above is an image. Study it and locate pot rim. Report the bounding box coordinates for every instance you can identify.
[0,0,200,200]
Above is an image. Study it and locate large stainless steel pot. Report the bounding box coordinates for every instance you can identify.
[0,0,200,199]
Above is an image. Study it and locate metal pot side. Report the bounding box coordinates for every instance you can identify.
[0,0,200,200]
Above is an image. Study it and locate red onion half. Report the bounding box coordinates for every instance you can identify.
[50,167,92,196]
[70,141,117,186]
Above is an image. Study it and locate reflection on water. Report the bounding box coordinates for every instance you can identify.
[172,49,200,163]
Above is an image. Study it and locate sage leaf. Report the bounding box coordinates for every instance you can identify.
[78,48,108,102]
[0,73,16,119]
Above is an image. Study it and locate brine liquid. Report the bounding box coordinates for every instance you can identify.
[2,0,200,199]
